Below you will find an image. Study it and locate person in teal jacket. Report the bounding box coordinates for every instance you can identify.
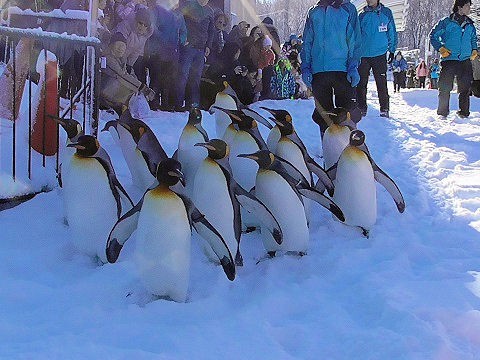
[300,0,361,135]
[429,59,440,89]
[357,0,397,118]
[429,0,477,118]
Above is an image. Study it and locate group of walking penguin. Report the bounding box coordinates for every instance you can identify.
[57,83,405,303]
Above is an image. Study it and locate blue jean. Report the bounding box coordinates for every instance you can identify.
[176,47,205,108]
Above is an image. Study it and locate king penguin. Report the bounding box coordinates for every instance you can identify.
[238,150,344,258]
[193,139,283,265]
[321,108,357,170]
[329,130,406,237]
[63,135,133,263]
[106,158,235,302]
[175,108,209,197]
[103,111,167,191]
[52,117,84,187]
[260,107,334,196]
[209,82,238,138]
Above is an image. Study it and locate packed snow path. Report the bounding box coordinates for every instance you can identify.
[1,86,480,358]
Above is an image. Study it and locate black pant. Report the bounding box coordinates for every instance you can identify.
[147,56,179,109]
[438,60,473,116]
[393,72,405,92]
[311,71,358,135]
[358,54,389,112]
[418,76,426,88]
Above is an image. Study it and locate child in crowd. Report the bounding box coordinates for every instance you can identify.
[270,57,295,100]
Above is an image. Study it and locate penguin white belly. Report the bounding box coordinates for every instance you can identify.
[193,159,237,260]
[275,138,312,221]
[266,126,281,153]
[134,189,191,302]
[63,156,118,263]
[177,127,207,197]
[333,147,377,229]
[256,170,309,253]
[222,124,237,148]
[323,125,351,169]
[117,125,155,190]
[213,94,237,138]
[229,131,260,191]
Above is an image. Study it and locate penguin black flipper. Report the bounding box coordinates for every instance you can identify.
[296,185,345,222]
[233,183,283,245]
[195,123,209,142]
[358,144,406,213]
[178,194,236,281]
[106,196,145,263]
[242,107,273,129]
[95,148,134,218]
[247,126,268,150]
[274,154,312,188]
[101,120,118,132]
[137,130,168,176]
[288,132,334,196]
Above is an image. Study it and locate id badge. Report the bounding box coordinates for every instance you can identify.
[379,24,387,32]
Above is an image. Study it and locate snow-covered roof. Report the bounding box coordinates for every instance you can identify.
[0,26,100,46]
[352,0,409,32]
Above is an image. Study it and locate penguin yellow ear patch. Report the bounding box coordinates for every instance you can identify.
[95,139,100,148]
[347,112,351,121]
[139,127,145,137]
[286,114,292,123]
[268,152,275,165]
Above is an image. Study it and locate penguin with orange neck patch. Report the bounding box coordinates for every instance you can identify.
[329,130,405,237]
[106,158,235,302]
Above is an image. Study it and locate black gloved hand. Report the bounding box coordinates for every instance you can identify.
[387,52,394,64]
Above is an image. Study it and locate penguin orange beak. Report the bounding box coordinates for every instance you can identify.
[168,169,186,186]
[237,153,257,160]
[194,142,216,151]
[51,116,67,127]
[67,143,86,150]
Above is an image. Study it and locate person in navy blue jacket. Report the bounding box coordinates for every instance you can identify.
[430,0,478,118]
[390,51,408,93]
[145,0,187,111]
[300,0,361,136]
[357,0,397,118]
[176,0,215,112]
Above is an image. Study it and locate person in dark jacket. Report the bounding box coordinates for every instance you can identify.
[207,12,229,65]
[144,0,186,111]
[175,0,215,111]
[301,0,361,136]
[259,16,281,59]
[226,20,250,48]
[390,51,408,92]
[357,0,397,118]
[430,0,477,118]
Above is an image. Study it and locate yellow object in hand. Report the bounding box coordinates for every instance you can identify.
[470,50,478,61]
[439,46,451,58]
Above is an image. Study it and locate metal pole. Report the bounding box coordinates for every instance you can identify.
[42,48,46,167]
[28,47,32,180]
[11,40,16,181]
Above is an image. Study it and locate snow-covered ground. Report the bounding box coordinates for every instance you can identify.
[1,83,480,359]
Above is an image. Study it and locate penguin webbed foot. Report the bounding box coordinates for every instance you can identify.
[243,226,257,234]
[255,251,276,265]
[361,227,370,238]
[286,251,307,257]
[267,251,276,258]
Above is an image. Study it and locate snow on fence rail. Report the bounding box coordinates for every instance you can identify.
[0,25,101,201]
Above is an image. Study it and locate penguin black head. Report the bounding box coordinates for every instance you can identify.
[156,158,185,187]
[120,119,148,143]
[260,107,293,125]
[322,107,350,125]
[349,130,365,147]
[67,135,100,157]
[52,117,83,140]
[270,115,294,136]
[238,150,275,169]
[188,107,202,125]
[195,139,229,160]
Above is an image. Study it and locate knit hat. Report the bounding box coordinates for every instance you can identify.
[263,36,273,47]
[289,34,298,42]
[135,7,152,28]
[262,16,274,25]
[110,32,127,45]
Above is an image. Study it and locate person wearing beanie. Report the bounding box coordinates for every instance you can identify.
[114,5,153,77]
[357,0,397,118]
[429,0,477,118]
[300,0,361,136]
[259,16,281,58]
